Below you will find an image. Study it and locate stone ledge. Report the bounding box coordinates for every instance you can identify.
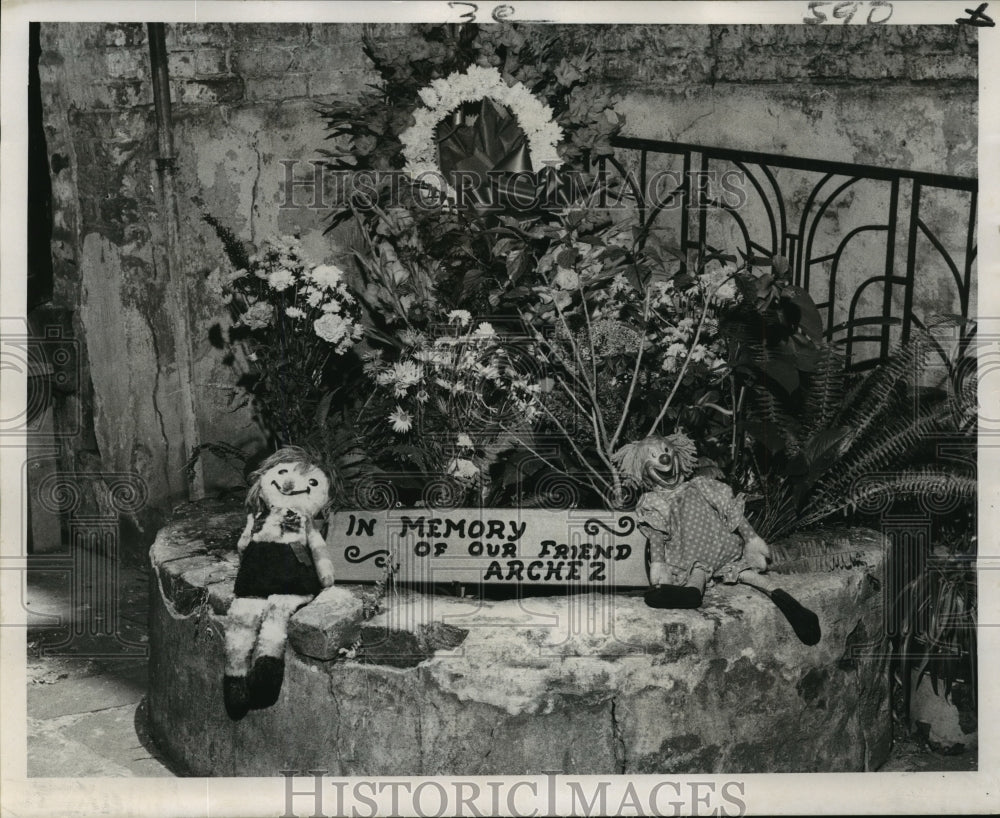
[148,502,891,775]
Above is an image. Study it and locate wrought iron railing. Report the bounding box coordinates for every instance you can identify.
[603,135,977,369]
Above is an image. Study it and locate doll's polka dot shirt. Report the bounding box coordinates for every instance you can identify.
[636,476,752,585]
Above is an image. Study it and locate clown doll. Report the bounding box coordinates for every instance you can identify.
[612,433,821,645]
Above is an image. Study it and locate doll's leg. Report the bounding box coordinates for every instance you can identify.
[644,567,709,609]
[736,570,821,645]
[248,594,313,708]
[223,597,267,720]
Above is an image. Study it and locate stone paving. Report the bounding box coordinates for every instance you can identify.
[25,560,177,777]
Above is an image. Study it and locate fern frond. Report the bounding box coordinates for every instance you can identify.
[800,468,976,530]
[801,344,845,439]
[769,534,870,574]
[809,409,945,507]
[748,384,802,456]
[302,413,378,507]
[746,481,799,542]
[835,333,929,440]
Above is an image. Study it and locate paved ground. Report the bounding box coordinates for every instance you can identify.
[25,560,178,777]
[23,552,975,777]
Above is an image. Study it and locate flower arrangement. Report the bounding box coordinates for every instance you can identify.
[207,23,829,511]
[205,225,363,444]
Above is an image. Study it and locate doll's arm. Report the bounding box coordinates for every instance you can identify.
[736,518,770,572]
[236,513,254,556]
[637,496,673,586]
[308,527,336,587]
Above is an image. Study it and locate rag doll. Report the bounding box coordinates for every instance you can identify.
[223,446,336,719]
[612,433,821,645]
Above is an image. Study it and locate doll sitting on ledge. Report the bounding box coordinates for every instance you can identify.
[612,433,821,646]
[223,446,336,720]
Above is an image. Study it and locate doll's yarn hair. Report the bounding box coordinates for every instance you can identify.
[245,445,331,516]
[611,433,699,485]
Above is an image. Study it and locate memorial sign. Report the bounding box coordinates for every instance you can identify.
[327,508,650,587]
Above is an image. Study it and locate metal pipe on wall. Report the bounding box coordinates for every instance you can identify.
[147,22,205,499]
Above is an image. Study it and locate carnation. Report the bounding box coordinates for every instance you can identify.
[241,301,274,330]
[314,313,355,348]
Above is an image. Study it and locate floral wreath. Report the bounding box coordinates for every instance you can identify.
[399,65,564,197]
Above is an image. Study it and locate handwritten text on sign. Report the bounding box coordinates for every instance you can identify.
[327,508,650,587]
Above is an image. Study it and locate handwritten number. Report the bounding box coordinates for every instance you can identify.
[866,0,892,23]
[448,2,520,23]
[832,2,859,23]
[804,1,828,23]
[805,1,891,24]
[449,1,478,23]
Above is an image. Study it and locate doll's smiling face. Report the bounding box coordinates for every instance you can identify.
[643,443,686,490]
[259,461,330,515]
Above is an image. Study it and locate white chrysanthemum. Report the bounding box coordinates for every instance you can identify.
[309,263,346,290]
[474,362,501,381]
[390,360,424,391]
[267,268,295,292]
[472,322,496,338]
[399,329,427,347]
[285,307,305,319]
[388,406,413,434]
[447,309,472,326]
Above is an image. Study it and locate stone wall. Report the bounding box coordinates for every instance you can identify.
[35,22,977,557]
[148,505,892,775]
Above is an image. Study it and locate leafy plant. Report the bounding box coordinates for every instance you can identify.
[740,328,976,542]
[892,531,977,731]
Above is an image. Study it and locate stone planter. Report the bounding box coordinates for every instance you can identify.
[148,502,892,776]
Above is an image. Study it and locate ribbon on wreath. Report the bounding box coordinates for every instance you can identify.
[436,98,568,214]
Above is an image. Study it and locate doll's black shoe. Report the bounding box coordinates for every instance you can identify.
[223,675,251,721]
[248,656,285,709]
[770,589,821,645]
[644,585,703,609]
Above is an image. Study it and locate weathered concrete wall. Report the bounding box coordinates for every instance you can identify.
[37,23,977,555]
